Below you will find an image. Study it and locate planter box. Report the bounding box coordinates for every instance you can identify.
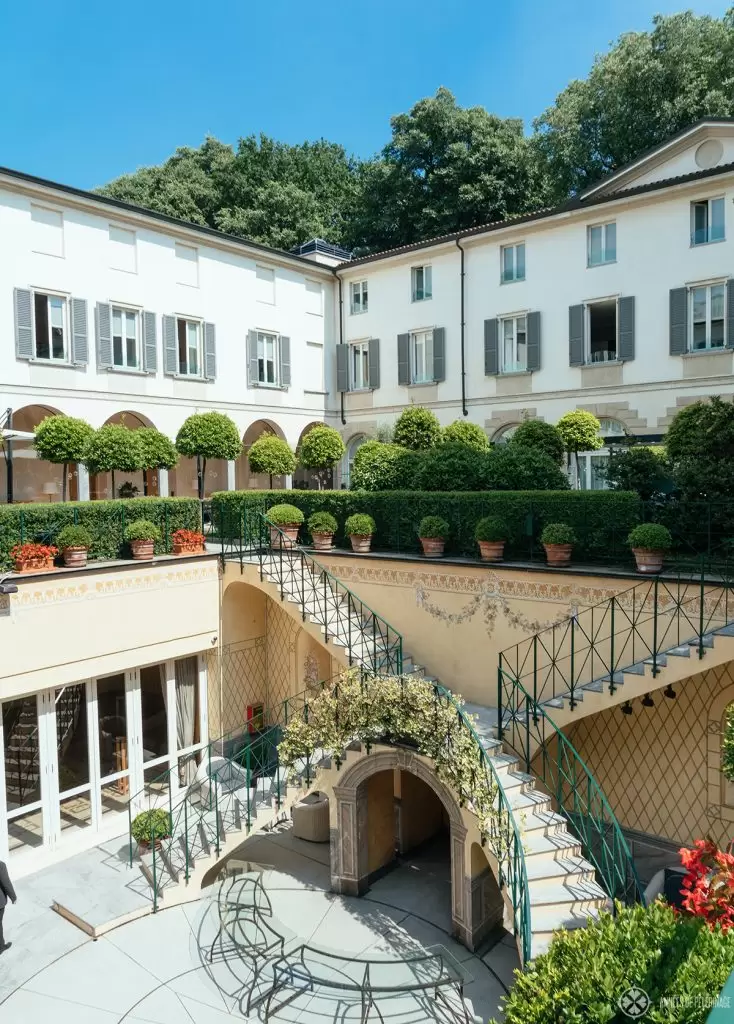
[62,547,88,568]
[13,556,55,573]
[420,537,445,557]
[311,532,334,553]
[269,525,299,549]
[130,539,155,560]
[478,540,505,563]
[172,542,205,556]
[349,535,372,554]
[632,547,665,574]
[544,543,572,568]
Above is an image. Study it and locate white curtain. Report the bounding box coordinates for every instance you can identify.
[175,657,197,785]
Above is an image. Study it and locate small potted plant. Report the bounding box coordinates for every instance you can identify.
[345,513,376,554]
[541,523,576,568]
[418,515,449,557]
[56,525,93,568]
[10,542,58,573]
[266,504,304,549]
[475,517,508,562]
[628,523,672,574]
[171,527,206,556]
[131,809,172,854]
[124,519,161,560]
[308,511,338,552]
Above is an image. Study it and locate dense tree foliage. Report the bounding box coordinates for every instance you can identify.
[297,426,345,489]
[248,434,296,487]
[34,415,94,501]
[604,445,670,501]
[442,420,490,451]
[509,419,565,466]
[176,412,242,498]
[392,407,442,451]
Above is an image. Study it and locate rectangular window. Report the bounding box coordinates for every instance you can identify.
[587,222,616,266]
[175,242,199,286]
[501,243,525,283]
[31,204,64,258]
[176,318,201,376]
[109,225,136,273]
[257,331,279,385]
[586,299,618,362]
[350,280,368,314]
[305,279,323,315]
[111,306,140,368]
[350,341,370,390]
[410,329,434,383]
[411,265,432,302]
[690,282,726,350]
[691,198,725,245]
[304,341,325,392]
[33,291,67,361]
[256,265,276,304]
[500,315,527,373]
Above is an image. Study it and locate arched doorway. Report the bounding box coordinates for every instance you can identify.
[91,411,161,500]
[236,419,288,491]
[340,433,369,489]
[293,421,329,490]
[2,404,67,504]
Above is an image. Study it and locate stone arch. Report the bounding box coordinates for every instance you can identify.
[91,410,161,499]
[236,418,289,491]
[293,421,330,490]
[3,403,66,503]
[340,433,370,489]
[707,679,734,820]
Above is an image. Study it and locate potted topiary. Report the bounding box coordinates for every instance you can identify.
[418,516,449,557]
[171,528,206,556]
[131,809,172,854]
[474,517,508,562]
[345,513,376,554]
[541,523,576,568]
[628,523,672,574]
[266,504,304,549]
[56,525,93,568]
[10,542,58,573]
[124,520,161,560]
[308,511,338,552]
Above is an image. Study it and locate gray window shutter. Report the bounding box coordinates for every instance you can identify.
[484,319,498,375]
[14,288,33,360]
[618,296,635,362]
[669,287,688,356]
[162,315,177,375]
[143,311,157,373]
[569,304,585,366]
[727,280,734,349]
[368,337,380,389]
[203,321,216,380]
[279,335,291,388]
[70,298,88,365]
[526,312,541,371]
[432,327,445,382]
[397,333,410,385]
[95,301,112,369]
[247,330,259,385]
[336,344,349,392]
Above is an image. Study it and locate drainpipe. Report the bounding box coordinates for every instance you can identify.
[455,239,468,416]
[338,276,346,425]
[4,408,13,504]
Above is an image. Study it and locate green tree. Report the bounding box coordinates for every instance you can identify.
[248,434,297,488]
[351,441,413,491]
[482,446,569,491]
[604,445,670,501]
[557,410,602,485]
[411,442,487,491]
[442,420,489,451]
[33,415,94,501]
[297,425,346,489]
[509,419,565,466]
[393,407,442,452]
[175,413,242,499]
[83,425,144,497]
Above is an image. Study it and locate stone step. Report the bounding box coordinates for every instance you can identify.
[524,853,597,886]
[527,876,608,910]
[522,827,583,861]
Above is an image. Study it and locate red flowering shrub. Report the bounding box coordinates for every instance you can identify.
[10,543,58,562]
[171,529,205,545]
[680,838,734,931]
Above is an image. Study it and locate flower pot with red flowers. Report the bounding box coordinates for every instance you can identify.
[10,542,58,573]
[541,523,576,568]
[474,517,508,562]
[345,513,376,554]
[627,523,672,575]
[267,504,304,549]
[56,525,93,568]
[418,515,449,557]
[131,809,172,854]
[124,519,161,560]
[308,511,338,552]
[171,528,206,556]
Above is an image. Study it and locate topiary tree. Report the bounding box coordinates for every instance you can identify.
[248,433,297,488]
[557,410,602,484]
[136,428,178,495]
[393,406,442,451]
[411,441,488,491]
[604,445,671,501]
[351,441,412,491]
[442,420,489,451]
[482,446,570,491]
[297,425,346,489]
[509,419,565,466]
[176,412,242,499]
[83,424,144,498]
[34,415,95,502]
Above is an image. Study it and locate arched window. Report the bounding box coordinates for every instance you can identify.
[573,418,628,490]
[341,434,368,489]
[492,423,521,445]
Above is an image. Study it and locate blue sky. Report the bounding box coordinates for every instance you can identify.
[1,0,729,189]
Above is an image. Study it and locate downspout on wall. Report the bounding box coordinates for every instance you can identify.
[338,277,346,425]
[455,239,468,416]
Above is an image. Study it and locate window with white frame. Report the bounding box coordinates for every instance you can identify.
[501,243,525,283]
[111,306,140,369]
[109,225,136,273]
[411,265,432,302]
[33,291,68,361]
[690,282,726,350]
[305,279,323,316]
[500,315,527,372]
[176,317,202,376]
[256,265,276,304]
[257,330,279,385]
[30,204,64,258]
[587,222,616,266]
[304,341,325,392]
[350,341,370,390]
[691,197,725,246]
[175,242,199,286]
[586,299,618,362]
[411,329,434,383]
[573,418,627,490]
[350,280,368,314]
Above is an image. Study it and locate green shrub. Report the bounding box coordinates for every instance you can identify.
[248,434,296,484]
[131,809,172,844]
[722,704,734,783]
[136,428,178,471]
[557,409,604,455]
[297,426,345,486]
[56,525,93,550]
[411,441,486,491]
[493,901,734,1024]
[84,424,143,477]
[34,415,95,501]
[442,420,489,451]
[475,517,507,542]
[541,522,576,545]
[345,513,376,536]
[176,412,242,497]
[124,519,162,543]
[393,407,441,450]
[266,503,304,526]
[482,446,569,491]
[351,441,412,491]
[307,511,338,535]
[509,419,565,466]
[628,523,673,550]
[418,516,449,539]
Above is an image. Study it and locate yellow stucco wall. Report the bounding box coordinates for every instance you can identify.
[365,769,397,875]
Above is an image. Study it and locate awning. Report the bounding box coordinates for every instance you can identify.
[1,428,34,441]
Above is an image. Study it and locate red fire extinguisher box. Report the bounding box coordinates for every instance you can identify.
[247,703,264,734]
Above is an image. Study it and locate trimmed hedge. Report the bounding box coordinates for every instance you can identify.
[0,497,202,570]
[211,489,642,562]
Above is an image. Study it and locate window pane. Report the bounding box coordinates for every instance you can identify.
[693,203,708,244]
[692,287,707,322]
[711,319,725,348]
[187,322,198,376]
[604,223,616,261]
[424,266,432,298]
[589,226,602,265]
[502,320,514,369]
[515,244,525,280]
[34,293,50,359]
[177,319,187,374]
[711,284,725,321]
[711,198,725,241]
[112,309,122,337]
[50,296,65,359]
[692,322,707,349]
[502,247,513,281]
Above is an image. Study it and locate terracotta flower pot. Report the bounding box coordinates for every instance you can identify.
[130,539,155,560]
[137,836,169,854]
[349,534,372,554]
[420,537,445,557]
[13,556,55,573]
[632,548,665,574]
[270,525,299,549]
[62,546,88,568]
[172,541,204,556]
[544,543,572,568]
[311,532,334,552]
[478,540,505,562]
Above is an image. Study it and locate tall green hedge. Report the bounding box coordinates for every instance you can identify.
[210,489,642,562]
[0,497,202,570]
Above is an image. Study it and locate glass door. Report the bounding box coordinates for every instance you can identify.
[2,694,45,855]
[53,683,94,840]
[96,673,133,820]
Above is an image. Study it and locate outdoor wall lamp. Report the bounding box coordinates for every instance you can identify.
[663,684,677,699]
[621,701,633,715]
[641,693,655,707]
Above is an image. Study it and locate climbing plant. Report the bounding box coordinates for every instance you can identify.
[722,704,734,784]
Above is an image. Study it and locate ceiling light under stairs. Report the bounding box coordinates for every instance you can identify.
[621,701,633,715]
[664,684,677,699]
[642,693,655,708]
